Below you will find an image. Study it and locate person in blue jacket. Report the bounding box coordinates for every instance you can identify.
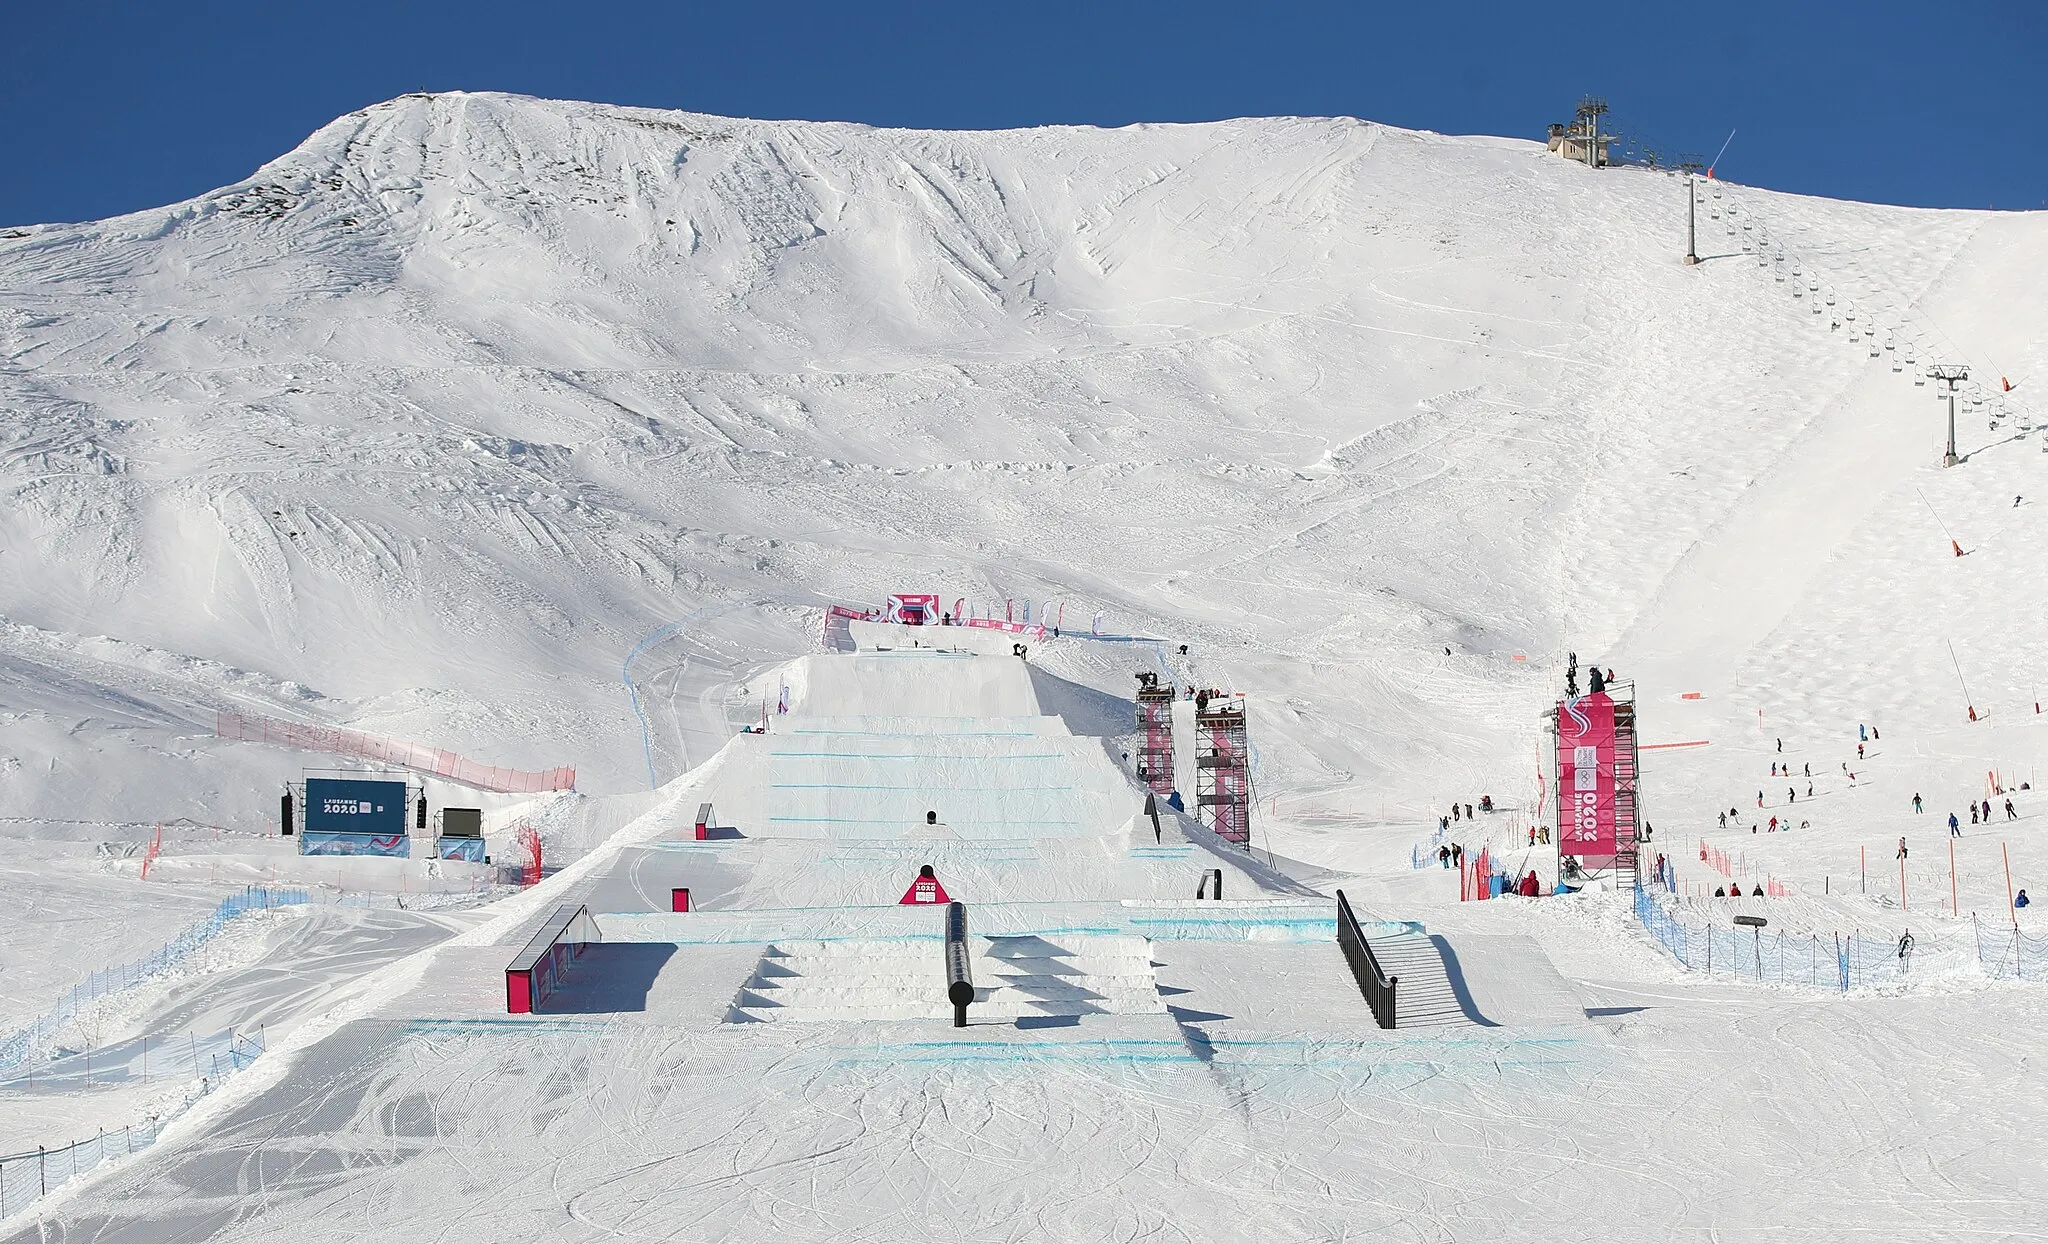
[1949,812,1962,837]
[2017,889,2031,908]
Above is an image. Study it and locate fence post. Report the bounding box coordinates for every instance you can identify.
[40,1145,47,1196]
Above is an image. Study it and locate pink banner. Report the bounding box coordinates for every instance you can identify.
[964,617,1047,639]
[1557,693,1617,860]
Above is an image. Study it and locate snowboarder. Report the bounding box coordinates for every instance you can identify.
[1872,727,1880,741]
[1951,812,1963,837]
[1465,803,1474,820]
[1451,843,1464,867]
[1803,763,1811,778]
[1807,783,1814,798]
[1757,791,1765,808]
[1859,723,1867,742]
[2005,798,2017,820]
[1776,737,1784,753]
[1718,810,1728,829]
[1440,815,1451,833]
[1857,743,1865,760]
[1971,805,1980,825]
[1982,798,1992,822]
[1788,787,1796,803]
[1452,803,1461,822]
[1913,793,1923,813]
[1752,885,1764,898]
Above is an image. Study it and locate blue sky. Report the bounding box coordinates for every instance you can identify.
[3,0,2042,226]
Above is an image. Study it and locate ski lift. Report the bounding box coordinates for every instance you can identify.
[1831,319,1841,331]
[1812,300,1822,315]
[1826,295,1836,306]
[1808,279,1819,293]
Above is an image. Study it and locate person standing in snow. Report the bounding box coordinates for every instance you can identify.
[1898,837,1909,859]
[1981,798,1992,822]
[1857,743,1865,760]
[1950,812,1962,837]
[1913,793,1923,813]
[1859,724,1867,742]
[1758,791,1765,808]
[1971,805,1979,825]
[1776,738,1784,753]
[2005,798,2017,820]
[1438,845,1451,869]
[2017,889,2031,908]
[1804,763,1811,778]
[1788,787,1796,804]
[1718,810,1727,829]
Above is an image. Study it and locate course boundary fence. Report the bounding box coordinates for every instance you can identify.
[216,710,574,793]
[0,1030,264,1221]
[1632,886,2048,990]
[0,887,308,1071]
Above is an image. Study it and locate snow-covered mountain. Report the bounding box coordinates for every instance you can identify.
[2,90,2043,843]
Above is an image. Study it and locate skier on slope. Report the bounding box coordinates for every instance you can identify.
[1982,798,1992,822]
[2006,798,2017,820]
[1951,812,1963,837]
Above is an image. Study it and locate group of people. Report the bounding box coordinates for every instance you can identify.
[1925,795,2022,836]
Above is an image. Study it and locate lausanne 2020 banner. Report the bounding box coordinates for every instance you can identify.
[1556,693,1616,861]
[302,777,410,857]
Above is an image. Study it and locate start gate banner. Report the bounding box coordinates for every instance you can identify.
[1557,693,1617,860]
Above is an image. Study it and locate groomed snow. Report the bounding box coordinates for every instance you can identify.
[1,92,2045,1239]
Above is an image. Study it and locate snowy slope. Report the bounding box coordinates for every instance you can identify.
[6,89,2041,846]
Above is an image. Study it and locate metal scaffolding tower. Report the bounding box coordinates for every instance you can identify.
[1134,682,1176,799]
[1195,697,1252,849]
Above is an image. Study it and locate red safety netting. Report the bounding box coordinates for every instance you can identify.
[215,711,575,793]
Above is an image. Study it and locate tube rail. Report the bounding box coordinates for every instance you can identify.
[944,902,974,1027]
